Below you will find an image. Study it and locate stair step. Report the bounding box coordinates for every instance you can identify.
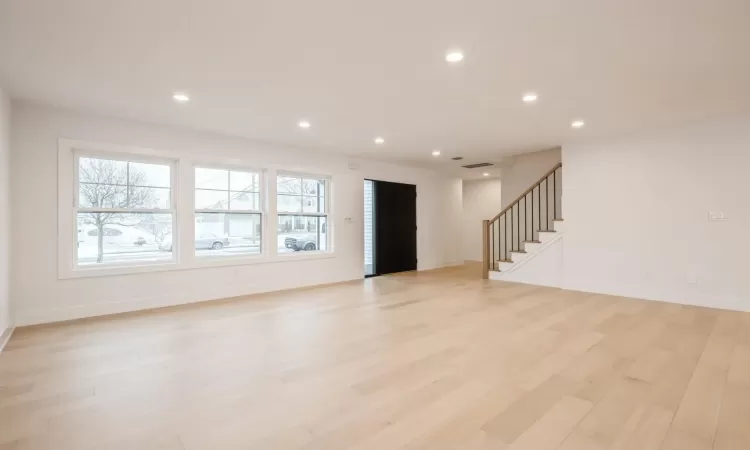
[497,259,513,263]
[523,240,541,243]
[553,218,564,221]
[538,229,556,233]
[511,250,527,254]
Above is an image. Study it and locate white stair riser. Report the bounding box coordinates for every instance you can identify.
[510,251,528,262]
[492,220,564,277]
[523,242,542,253]
[537,230,557,243]
[495,250,528,268]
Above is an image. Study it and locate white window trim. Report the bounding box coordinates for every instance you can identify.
[275,171,333,256]
[193,163,266,262]
[58,139,336,280]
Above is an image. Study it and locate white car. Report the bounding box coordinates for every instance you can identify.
[77,224,159,258]
[159,234,230,251]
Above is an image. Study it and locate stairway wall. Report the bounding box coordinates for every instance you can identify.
[462,178,502,262]
[562,115,750,312]
[500,147,561,209]
[492,235,563,288]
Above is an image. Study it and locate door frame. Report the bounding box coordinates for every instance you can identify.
[366,179,418,278]
[364,178,378,278]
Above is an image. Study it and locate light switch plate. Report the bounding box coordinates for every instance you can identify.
[708,212,727,221]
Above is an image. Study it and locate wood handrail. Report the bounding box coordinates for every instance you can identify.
[488,163,562,225]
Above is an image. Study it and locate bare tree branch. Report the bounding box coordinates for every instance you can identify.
[78,158,165,262]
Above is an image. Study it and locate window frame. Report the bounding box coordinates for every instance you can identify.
[193,163,266,260]
[275,171,332,256]
[57,140,337,280]
[73,150,179,269]
[58,140,182,278]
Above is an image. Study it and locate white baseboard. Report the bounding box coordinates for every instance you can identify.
[15,274,362,326]
[561,282,750,313]
[0,327,15,353]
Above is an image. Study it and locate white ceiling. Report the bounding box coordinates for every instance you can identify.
[1,0,749,178]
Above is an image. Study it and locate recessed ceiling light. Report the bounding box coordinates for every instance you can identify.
[483,172,490,177]
[374,137,385,145]
[523,92,538,103]
[432,150,441,157]
[298,120,311,129]
[172,92,189,103]
[445,50,464,63]
[571,120,585,128]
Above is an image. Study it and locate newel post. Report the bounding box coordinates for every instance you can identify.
[482,220,490,279]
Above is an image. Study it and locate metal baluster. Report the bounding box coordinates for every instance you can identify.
[510,206,515,252]
[504,213,508,261]
[530,188,534,241]
[544,177,549,231]
[537,184,541,236]
[553,169,557,220]
[516,203,519,251]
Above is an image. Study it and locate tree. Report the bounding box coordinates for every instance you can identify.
[78,159,157,263]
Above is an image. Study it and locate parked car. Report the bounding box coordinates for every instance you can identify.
[284,235,318,251]
[159,234,230,251]
[197,234,230,250]
[77,223,159,256]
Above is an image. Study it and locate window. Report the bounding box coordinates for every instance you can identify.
[194,167,262,257]
[76,155,174,266]
[277,175,328,253]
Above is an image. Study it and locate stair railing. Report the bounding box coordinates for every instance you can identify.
[482,163,562,278]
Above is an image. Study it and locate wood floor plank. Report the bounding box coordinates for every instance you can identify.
[507,396,592,450]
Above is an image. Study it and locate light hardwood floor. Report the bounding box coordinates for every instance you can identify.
[1,265,749,450]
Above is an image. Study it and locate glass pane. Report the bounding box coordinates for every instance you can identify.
[196,189,229,210]
[129,162,171,188]
[277,176,302,195]
[364,180,375,276]
[302,179,325,195]
[76,212,173,266]
[277,194,302,213]
[78,157,173,209]
[277,215,327,253]
[195,213,261,257]
[128,186,171,209]
[79,182,128,208]
[79,157,128,186]
[195,167,229,190]
[302,196,323,213]
[230,171,259,192]
[229,192,261,211]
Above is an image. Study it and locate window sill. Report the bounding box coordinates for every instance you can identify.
[60,261,181,279]
[273,250,336,262]
[59,251,337,279]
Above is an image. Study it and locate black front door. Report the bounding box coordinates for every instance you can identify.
[373,180,417,276]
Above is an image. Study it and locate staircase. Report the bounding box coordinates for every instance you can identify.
[482,163,563,280]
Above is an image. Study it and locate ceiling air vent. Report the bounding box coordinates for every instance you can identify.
[461,162,494,169]
[451,157,464,161]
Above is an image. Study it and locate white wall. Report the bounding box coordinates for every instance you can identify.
[563,115,750,312]
[501,147,561,208]
[10,102,463,325]
[0,89,10,335]
[493,237,563,288]
[462,178,502,262]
